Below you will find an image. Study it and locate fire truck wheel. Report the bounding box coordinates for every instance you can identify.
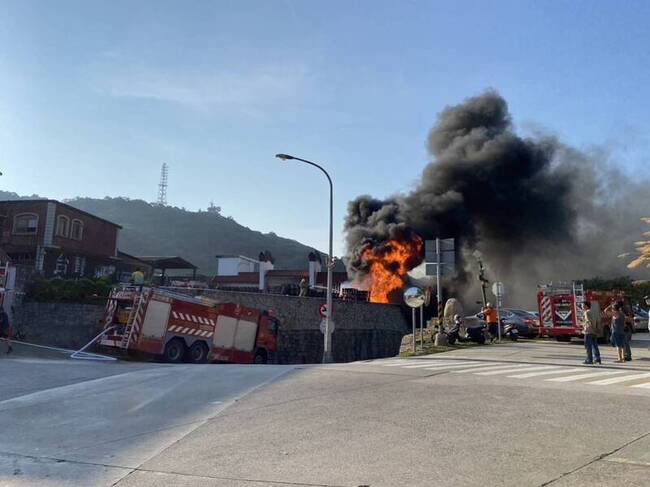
[253,349,268,364]
[187,341,209,364]
[163,338,186,363]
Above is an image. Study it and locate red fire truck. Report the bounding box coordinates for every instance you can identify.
[98,287,279,364]
[536,282,633,341]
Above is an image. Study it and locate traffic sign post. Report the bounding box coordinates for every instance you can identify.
[320,318,335,334]
[404,287,425,353]
[492,281,505,342]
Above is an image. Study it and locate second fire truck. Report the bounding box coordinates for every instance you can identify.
[536,282,633,341]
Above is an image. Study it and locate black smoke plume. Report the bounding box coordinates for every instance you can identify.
[345,90,647,305]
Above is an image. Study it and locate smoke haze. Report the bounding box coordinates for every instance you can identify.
[344,90,648,307]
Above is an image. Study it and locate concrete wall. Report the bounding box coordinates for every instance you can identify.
[12,291,409,363]
[13,302,105,350]
[193,290,409,363]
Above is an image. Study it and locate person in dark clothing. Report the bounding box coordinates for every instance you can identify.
[0,307,12,354]
[621,301,633,362]
[611,304,626,363]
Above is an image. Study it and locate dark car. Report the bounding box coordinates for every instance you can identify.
[499,309,539,338]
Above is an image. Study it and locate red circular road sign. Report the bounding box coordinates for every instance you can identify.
[319,304,328,318]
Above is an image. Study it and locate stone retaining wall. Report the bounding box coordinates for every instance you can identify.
[13,291,409,363]
[13,302,105,350]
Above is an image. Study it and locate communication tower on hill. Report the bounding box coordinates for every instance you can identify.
[157,163,169,206]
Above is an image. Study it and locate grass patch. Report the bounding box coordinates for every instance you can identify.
[400,327,500,356]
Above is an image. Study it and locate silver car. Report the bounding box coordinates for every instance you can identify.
[632,306,649,332]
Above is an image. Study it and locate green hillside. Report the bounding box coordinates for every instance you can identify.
[0,191,325,274]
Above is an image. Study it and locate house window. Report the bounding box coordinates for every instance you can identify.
[71,219,84,240]
[55,215,70,237]
[13,213,39,234]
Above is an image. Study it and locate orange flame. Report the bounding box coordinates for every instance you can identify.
[362,236,423,303]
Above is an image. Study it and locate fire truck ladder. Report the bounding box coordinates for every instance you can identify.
[120,291,147,349]
[573,282,585,323]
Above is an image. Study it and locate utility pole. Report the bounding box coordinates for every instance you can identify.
[275,154,334,363]
[477,256,489,307]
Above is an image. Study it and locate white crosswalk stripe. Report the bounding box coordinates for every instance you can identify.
[474,365,549,376]
[546,370,627,382]
[382,360,440,367]
[588,372,650,386]
[403,361,475,369]
[452,363,525,374]
[423,362,500,371]
[509,367,584,379]
[369,359,650,391]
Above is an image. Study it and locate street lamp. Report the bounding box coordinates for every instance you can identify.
[275,153,334,363]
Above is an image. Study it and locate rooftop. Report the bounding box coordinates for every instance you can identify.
[0,199,122,229]
[138,256,198,270]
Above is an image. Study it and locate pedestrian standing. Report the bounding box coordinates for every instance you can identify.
[623,308,633,362]
[610,304,626,363]
[481,303,499,343]
[582,301,601,365]
[0,307,13,355]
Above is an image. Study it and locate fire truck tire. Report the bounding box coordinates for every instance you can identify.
[187,341,209,364]
[253,349,268,364]
[163,338,186,363]
[556,336,571,342]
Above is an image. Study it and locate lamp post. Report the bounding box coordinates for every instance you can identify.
[275,153,334,363]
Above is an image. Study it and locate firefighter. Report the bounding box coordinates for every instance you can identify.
[131,267,145,287]
[298,278,309,297]
[0,307,12,355]
[482,302,499,343]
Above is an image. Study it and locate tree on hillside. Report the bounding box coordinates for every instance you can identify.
[626,217,650,271]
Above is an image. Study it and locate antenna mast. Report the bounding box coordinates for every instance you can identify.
[157,163,168,206]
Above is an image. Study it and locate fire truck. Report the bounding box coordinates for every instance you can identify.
[98,287,279,364]
[536,282,633,341]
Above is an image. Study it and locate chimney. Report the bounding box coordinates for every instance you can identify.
[308,251,322,287]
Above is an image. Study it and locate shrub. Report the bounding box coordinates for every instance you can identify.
[25,277,112,303]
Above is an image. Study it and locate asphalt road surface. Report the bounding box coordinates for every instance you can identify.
[2,336,650,486]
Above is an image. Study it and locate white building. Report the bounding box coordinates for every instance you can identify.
[215,255,260,276]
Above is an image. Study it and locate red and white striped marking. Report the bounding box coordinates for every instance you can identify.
[128,289,152,345]
[103,299,118,329]
[171,311,216,326]
[540,296,552,327]
[168,324,214,338]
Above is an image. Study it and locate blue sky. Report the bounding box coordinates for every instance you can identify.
[1,0,649,256]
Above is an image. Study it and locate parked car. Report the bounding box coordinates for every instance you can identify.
[499,309,540,338]
[463,309,538,339]
[632,306,649,332]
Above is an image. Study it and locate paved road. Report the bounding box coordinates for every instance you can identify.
[0,348,294,486]
[2,337,650,486]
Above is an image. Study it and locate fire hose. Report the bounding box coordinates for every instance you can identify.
[69,326,117,361]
